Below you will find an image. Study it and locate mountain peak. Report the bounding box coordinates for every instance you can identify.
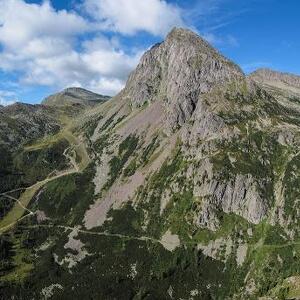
[62,87,92,94]
[42,87,110,107]
[124,27,244,130]
[166,27,200,39]
[165,27,210,46]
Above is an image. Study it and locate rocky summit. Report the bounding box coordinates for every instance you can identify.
[125,28,244,132]
[1,28,300,299]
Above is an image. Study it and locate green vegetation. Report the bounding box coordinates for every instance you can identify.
[123,158,138,177]
[0,196,16,219]
[140,135,160,166]
[131,144,188,239]
[82,114,103,137]
[0,138,69,194]
[104,135,139,189]
[35,164,95,226]
[3,57,300,299]
[166,190,195,241]
[0,230,35,283]
[194,212,251,244]
[63,130,90,170]
[283,154,300,214]
[289,96,300,104]
[14,138,70,184]
[101,112,118,131]
[210,129,289,210]
[122,135,160,177]
[93,133,110,158]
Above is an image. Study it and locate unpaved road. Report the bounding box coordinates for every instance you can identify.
[0,128,90,234]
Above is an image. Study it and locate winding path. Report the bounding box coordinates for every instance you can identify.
[0,128,90,234]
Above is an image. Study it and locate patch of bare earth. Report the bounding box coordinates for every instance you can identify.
[53,227,90,269]
[160,229,180,251]
[116,101,165,138]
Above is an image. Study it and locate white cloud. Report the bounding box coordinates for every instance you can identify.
[0,90,17,106]
[88,78,125,96]
[83,0,184,36]
[16,36,143,95]
[0,0,88,50]
[0,0,145,96]
[82,40,142,80]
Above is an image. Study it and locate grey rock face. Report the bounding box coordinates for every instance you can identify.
[187,101,227,143]
[193,159,268,230]
[124,28,244,131]
[219,174,267,224]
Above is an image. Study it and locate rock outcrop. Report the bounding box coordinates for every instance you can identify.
[124,28,244,131]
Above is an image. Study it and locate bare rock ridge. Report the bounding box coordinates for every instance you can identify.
[250,68,300,89]
[42,87,110,107]
[124,27,244,131]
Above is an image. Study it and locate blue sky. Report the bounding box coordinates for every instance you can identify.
[0,0,299,105]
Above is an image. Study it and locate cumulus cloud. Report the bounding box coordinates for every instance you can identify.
[0,0,147,96]
[18,38,143,95]
[0,0,88,50]
[83,0,184,36]
[14,39,142,95]
[88,78,126,96]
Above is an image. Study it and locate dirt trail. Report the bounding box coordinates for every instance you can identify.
[18,223,300,253]
[19,224,183,251]
[0,128,90,234]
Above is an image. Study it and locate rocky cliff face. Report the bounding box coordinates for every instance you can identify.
[2,28,300,300]
[125,28,244,131]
